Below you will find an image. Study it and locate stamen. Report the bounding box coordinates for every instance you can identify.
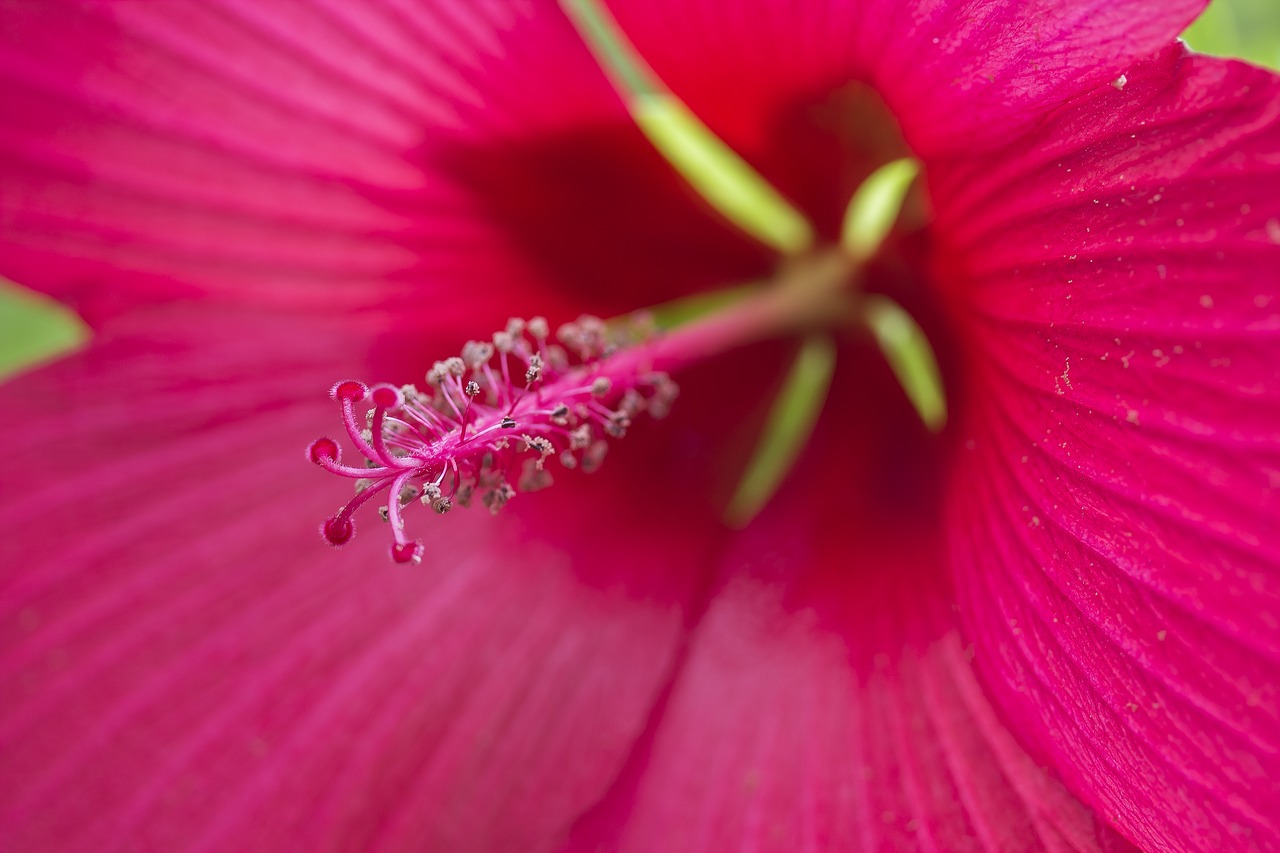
[310,255,864,563]
[309,316,681,563]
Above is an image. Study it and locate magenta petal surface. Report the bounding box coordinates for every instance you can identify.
[607,0,1206,163]
[562,361,1131,852]
[574,563,1132,852]
[4,1,1275,850]
[0,308,731,852]
[933,47,1280,851]
[0,1,767,326]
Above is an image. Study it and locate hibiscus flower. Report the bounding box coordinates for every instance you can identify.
[2,1,1278,851]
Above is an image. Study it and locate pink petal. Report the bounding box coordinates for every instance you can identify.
[933,47,1280,851]
[0,307,744,851]
[0,2,767,326]
[562,354,1130,852]
[606,0,1206,234]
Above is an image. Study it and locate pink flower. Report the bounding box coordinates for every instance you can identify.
[2,2,1278,851]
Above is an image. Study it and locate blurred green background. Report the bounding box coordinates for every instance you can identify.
[1,0,1278,381]
[1185,0,1280,68]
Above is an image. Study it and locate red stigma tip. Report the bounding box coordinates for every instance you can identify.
[308,437,340,465]
[331,380,368,402]
[322,516,355,546]
[369,383,404,410]
[391,541,424,564]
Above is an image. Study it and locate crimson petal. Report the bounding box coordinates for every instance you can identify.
[934,46,1280,851]
[0,1,766,327]
[0,308,729,851]
[605,0,1207,180]
[564,354,1132,852]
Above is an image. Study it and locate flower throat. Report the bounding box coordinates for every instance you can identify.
[309,2,945,563]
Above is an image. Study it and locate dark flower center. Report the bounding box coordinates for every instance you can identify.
[309,5,964,564]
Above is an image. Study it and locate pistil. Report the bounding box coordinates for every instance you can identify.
[308,256,856,563]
